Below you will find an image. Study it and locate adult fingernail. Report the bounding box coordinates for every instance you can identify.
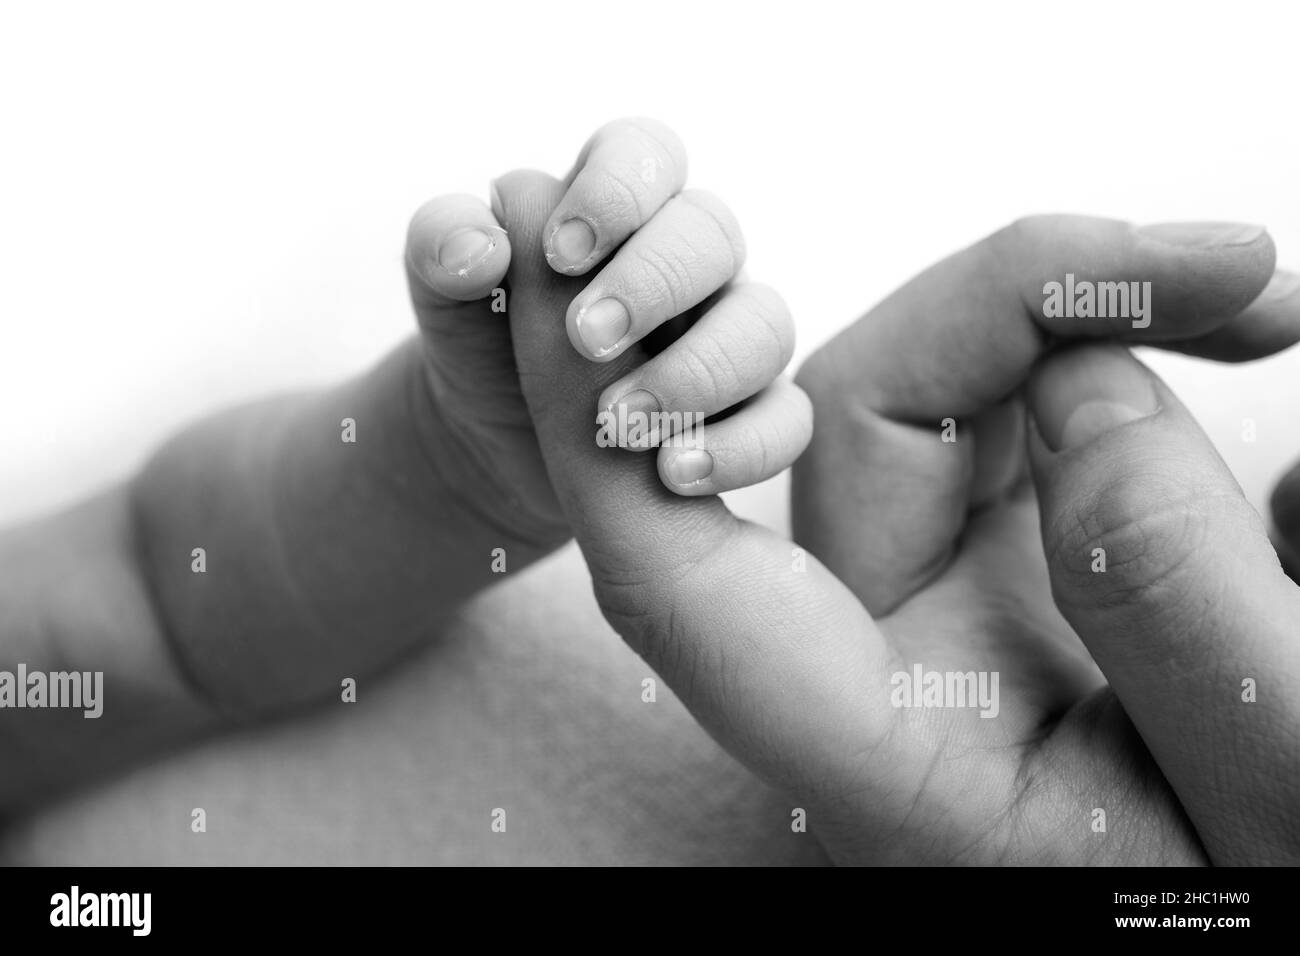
[664,449,714,486]
[1134,221,1266,248]
[1257,269,1300,305]
[1032,347,1159,451]
[576,298,631,358]
[438,228,494,276]
[549,219,597,270]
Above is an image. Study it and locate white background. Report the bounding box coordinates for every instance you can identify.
[2,0,1297,527]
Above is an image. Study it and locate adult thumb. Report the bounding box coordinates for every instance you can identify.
[492,169,894,803]
[1026,344,1300,864]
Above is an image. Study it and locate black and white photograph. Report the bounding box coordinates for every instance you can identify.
[0,0,1294,930]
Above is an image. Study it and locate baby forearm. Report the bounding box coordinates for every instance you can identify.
[0,487,213,818]
[0,339,568,818]
[130,339,569,718]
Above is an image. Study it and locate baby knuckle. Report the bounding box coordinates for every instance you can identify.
[630,244,692,311]
[678,190,747,267]
[591,161,657,222]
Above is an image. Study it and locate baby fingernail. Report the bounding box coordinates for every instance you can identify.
[609,389,660,448]
[438,228,494,276]
[576,298,631,358]
[665,449,713,486]
[612,388,660,415]
[550,219,597,270]
[1134,221,1265,248]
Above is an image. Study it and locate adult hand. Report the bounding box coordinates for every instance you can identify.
[492,179,1300,865]
[793,217,1300,865]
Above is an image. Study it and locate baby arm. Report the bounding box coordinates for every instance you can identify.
[0,118,797,821]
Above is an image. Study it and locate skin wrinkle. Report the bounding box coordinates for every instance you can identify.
[1046,477,1234,628]
[679,191,746,271]
[129,453,231,715]
[681,339,729,411]
[670,230,720,285]
[123,485,221,720]
[418,335,532,428]
[155,397,321,713]
[713,330,756,397]
[594,508,746,617]
[847,743,951,868]
[600,166,654,226]
[1008,691,1207,865]
[742,412,770,483]
[638,239,699,314]
[597,283,762,417]
[412,353,567,550]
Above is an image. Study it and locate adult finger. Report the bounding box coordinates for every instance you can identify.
[1165,269,1300,361]
[494,169,896,807]
[795,215,1282,617]
[1027,344,1300,865]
